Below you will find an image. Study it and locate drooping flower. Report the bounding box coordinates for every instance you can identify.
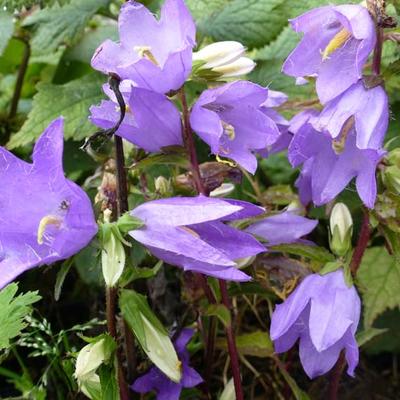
[129,196,265,281]
[246,211,318,247]
[270,269,361,379]
[283,4,376,104]
[312,79,389,150]
[0,118,98,288]
[91,0,196,94]
[131,328,203,400]
[190,81,284,173]
[90,80,183,152]
[288,110,386,208]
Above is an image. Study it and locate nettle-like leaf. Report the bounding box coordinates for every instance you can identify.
[22,0,110,55]
[0,283,41,351]
[8,72,105,149]
[0,11,13,56]
[357,247,400,327]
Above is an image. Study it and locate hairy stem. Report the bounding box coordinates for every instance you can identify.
[179,87,244,399]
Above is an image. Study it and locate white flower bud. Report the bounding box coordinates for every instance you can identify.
[210,183,235,197]
[102,230,126,287]
[75,339,106,382]
[330,203,353,256]
[155,176,171,196]
[219,378,235,400]
[193,41,246,68]
[213,57,256,78]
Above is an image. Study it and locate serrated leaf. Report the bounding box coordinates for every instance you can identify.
[0,11,13,56]
[269,243,335,265]
[357,247,400,327]
[8,72,105,149]
[0,283,41,350]
[356,327,388,347]
[23,0,110,55]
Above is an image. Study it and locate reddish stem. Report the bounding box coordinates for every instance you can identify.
[329,352,346,400]
[350,211,371,275]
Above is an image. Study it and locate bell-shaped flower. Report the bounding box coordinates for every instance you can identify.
[246,211,317,247]
[190,81,283,173]
[90,80,183,152]
[288,110,386,208]
[131,328,202,400]
[0,118,98,288]
[270,269,361,379]
[129,196,265,281]
[312,80,389,150]
[283,4,376,104]
[91,0,196,94]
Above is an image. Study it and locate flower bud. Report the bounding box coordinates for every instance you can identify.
[210,182,235,197]
[383,165,400,194]
[213,57,256,78]
[155,176,171,196]
[193,41,246,68]
[329,203,353,256]
[75,339,107,382]
[101,229,126,287]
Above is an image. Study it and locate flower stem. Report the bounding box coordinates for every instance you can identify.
[179,87,244,399]
[372,27,384,75]
[350,210,371,275]
[328,352,346,400]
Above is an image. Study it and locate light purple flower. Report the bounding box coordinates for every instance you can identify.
[283,5,376,104]
[129,196,265,281]
[90,80,183,152]
[288,110,386,208]
[270,269,361,379]
[131,328,202,400]
[91,0,196,94]
[246,211,317,247]
[311,80,389,150]
[190,81,284,173]
[0,118,98,288]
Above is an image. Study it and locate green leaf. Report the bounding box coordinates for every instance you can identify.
[0,11,13,56]
[356,327,388,347]
[357,247,400,327]
[8,72,105,149]
[98,365,118,400]
[0,283,41,350]
[23,0,110,55]
[269,243,335,265]
[235,331,273,358]
[204,304,231,327]
[54,259,74,301]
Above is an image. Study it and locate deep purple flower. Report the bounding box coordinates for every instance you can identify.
[90,80,183,152]
[131,328,202,400]
[270,269,360,379]
[190,81,284,173]
[0,118,98,288]
[288,110,386,208]
[246,211,318,247]
[283,5,376,104]
[91,0,196,94]
[129,196,265,281]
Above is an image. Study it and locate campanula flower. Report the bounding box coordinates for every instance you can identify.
[270,269,360,379]
[91,0,196,94]
[288,110,386,208]
[246,211,317,247]
[283,4,376,104]
[311,79,389,150]
[131,328,202,400]
[129,196,265,281]
[90,80,183,152]
[0,118,98,288]
[190,81,284,173]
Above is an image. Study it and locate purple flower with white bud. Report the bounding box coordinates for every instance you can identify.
[0,118,98,289]
[132,328,202,400]
[190,81,285,173]
[283,4,376,104]
[270,269,361,379]
[91,0,196,94]
[129,196,265,281]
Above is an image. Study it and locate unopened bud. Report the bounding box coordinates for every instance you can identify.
[193,41,246,68]
[383,165,400,194]
[210,183,235,197]
[213,57,256,78]
[101,230,126,287]
[155,176,171,196]
[329,203,353,256]
[75,339,107,382]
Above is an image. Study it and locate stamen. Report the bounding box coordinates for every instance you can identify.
[222,122,236,141]
[134,46,159,66]
[322,28,352,61]
[37,215,62,245]
[216,154,237,167]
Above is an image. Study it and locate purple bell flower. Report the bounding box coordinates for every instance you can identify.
[190,81,284,174]
[131,328,203,400]
[246,211,318,247]
[312,80,389,150]
[0,118,98,288]
[89,80,183,152]
[129,196,265,281]
[288,110,386,208]
[283,4,376,104]
[91,0,196,94]
[270,269,361,379]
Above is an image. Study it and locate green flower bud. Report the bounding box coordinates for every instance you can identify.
[155,176,171,196]
[329,202,353,257]
[101,230,126,287]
